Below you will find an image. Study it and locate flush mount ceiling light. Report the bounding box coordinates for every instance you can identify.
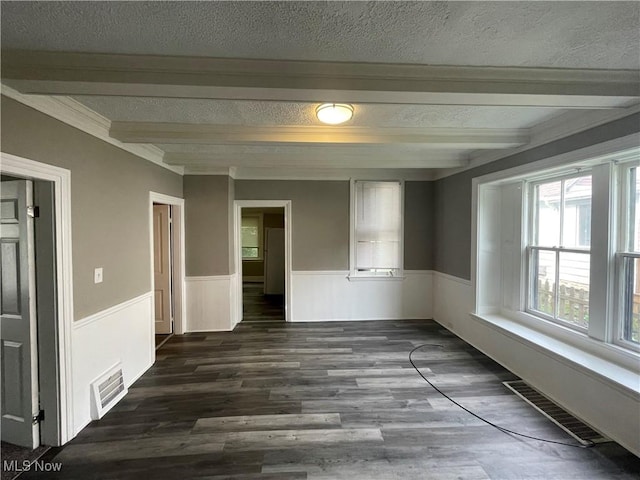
[316,103,354,125]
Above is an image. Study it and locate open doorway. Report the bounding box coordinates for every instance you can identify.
[149,193,185,352]
[241,207,285,321]
[152,203,174,347]
[234,200,292,325]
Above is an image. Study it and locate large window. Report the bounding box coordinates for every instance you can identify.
[528,174,592,330]
[351,180,403,277]
[241,214,262,260]
[475,146,640,376]
[618,163,640,347]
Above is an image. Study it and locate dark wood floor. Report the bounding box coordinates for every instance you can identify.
[23,320,639,479]
[243,282,284,322]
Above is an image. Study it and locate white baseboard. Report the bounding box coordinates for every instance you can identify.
[291,270,433,321]
[432,272,640,457]
[71,292,154,436]
[185,274,236,332]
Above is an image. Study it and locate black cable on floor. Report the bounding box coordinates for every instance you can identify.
[409,343,594,449]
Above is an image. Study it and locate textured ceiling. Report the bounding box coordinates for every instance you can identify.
[2,1,638,69]
[73,97,561,129]
[1,1,638,176]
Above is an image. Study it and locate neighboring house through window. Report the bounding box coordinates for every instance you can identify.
[528,174,592,330]
[618,164,640,346]
[474,143,640,364]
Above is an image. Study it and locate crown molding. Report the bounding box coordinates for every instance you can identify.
[3,50,638,108]
[1,84,183,176]
[110,122,528,149]
[432,102,640,180]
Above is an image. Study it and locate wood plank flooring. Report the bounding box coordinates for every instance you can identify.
[242,282,284,322]
[22,320,640,479]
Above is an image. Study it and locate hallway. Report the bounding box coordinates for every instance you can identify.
[242,282,285,322]
[21,320,640,479]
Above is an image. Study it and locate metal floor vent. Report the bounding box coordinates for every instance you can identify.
[90,363,128,420]
[503,380,609,445]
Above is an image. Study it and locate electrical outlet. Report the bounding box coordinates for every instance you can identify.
[94,267,103,284]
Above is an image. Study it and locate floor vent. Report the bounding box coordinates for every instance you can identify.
[503,380,610,445]
[90,363,128,420]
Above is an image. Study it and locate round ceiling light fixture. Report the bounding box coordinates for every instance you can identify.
[316,103,354,125]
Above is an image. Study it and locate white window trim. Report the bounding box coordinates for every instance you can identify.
[525,170,594,334]
[348,179,405,280]
[471,133,640,378]
[241,212,263,261]
[614,159,640,352]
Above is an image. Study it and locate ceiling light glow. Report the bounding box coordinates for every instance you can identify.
[316,103,354,125]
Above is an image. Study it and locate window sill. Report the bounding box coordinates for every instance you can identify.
[242,258,263,262]
[347,274,405,282]
[470,311,640,398]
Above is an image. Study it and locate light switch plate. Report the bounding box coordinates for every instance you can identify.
[94,267,103,284]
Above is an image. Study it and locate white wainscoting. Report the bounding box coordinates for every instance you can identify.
[185,274,237,332]
[432,271,640,457]
[291,270,433,321]
[71,292,154,436]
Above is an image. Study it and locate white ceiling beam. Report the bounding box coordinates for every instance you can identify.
[188,166,438,181]
[110,123,528,149]
[164,152,467,169]
[2,51,638,109]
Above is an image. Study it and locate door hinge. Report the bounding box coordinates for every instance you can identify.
[32,410,44,424]
[27,206,40,218]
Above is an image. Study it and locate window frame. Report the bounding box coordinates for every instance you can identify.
[471,137,640,381]
[525,171,593,332]
[241,213,263,261]
[349,179,405,280]
[614,160,640,352]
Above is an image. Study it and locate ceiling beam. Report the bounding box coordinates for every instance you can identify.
[110,122,528,149]
[164,152,468,169]
[188,166,437,181]
[2,50,638,108]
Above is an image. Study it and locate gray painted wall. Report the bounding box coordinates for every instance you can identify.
[235,180,350,271]
[184,175,233,276]
[404,181,434,270]
[235,179,435,271]
[434,113,640,280]
[1,96,183,319]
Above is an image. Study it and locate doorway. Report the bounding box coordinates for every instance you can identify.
[149,193,185,352]
[1,174,58,454]
[153,203,173,347]
[241,207,285,321]
[234,200,292,325]
[1,153,74,449]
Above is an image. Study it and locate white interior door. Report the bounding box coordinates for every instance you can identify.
[153,204,172,334]
[264,227,285,295]
[1,180,40,448]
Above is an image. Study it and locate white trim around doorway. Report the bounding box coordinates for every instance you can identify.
[0,152,74,445]
[149,192,186,345]
[234,200,292,324]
